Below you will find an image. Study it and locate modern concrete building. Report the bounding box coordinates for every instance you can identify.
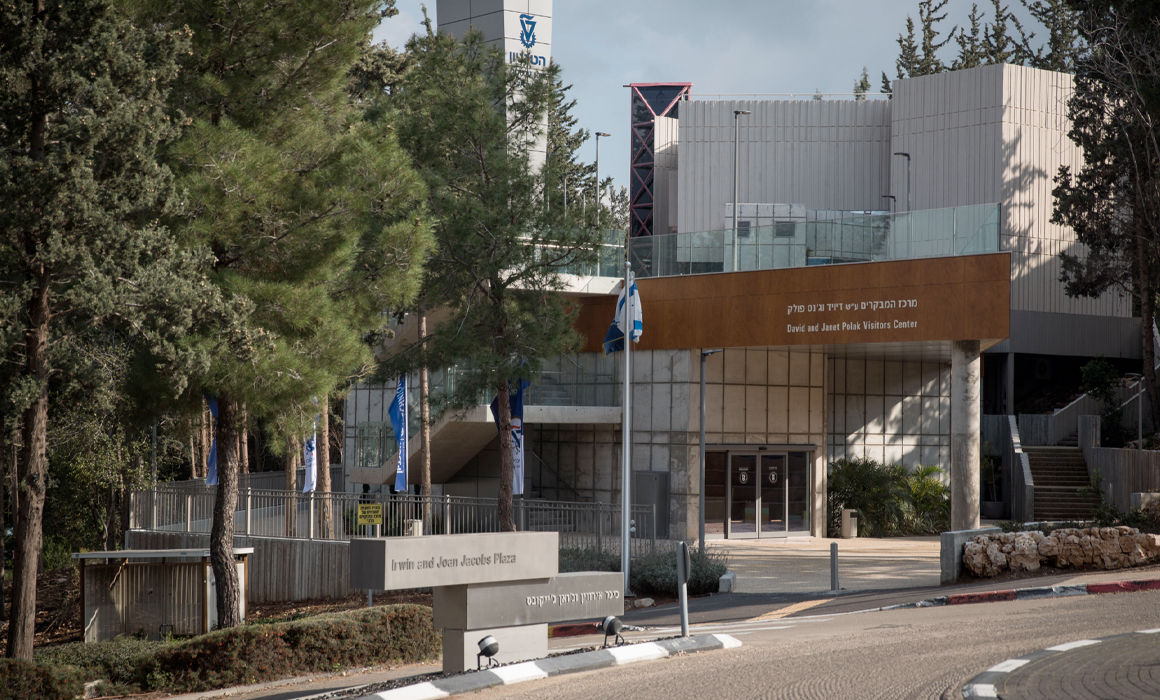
[345,13,1142,543]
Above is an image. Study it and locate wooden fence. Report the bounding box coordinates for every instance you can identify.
[126,531,350,604]
[1079,415,1160,511]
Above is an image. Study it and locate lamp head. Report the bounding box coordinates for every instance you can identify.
[596,132,611,137]
[734,110,750,116]
[599,615,622,635]
[702,349,722,358]
[893,151,910,159]
[478,635,499,658]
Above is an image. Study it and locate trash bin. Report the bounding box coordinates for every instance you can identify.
[405,519,423,537]
[841,509,858,539]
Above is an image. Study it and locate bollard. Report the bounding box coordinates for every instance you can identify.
[830,542,839,592]
[677,541,691,637]
[367,589,373,608]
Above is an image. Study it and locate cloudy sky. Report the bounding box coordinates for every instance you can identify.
[373,0,1043,193]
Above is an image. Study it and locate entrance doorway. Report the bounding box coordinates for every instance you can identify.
[707,451,810,538]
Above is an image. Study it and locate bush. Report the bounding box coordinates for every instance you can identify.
[827,458,950,536]
[32,604,439,695]
[1082,357,1130,448]
[141,604,439,692]
[559,547,728,597]
[0,659,86,700]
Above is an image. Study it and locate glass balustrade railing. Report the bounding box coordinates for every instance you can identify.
[628,203,1001,278]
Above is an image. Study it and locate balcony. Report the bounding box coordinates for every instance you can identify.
[629,203,1001,278]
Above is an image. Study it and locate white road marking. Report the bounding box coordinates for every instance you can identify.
[1045,639,1100,652]
[371,681,450,700]
[1138,628,1160,634]
[987,659,1030,673]
[968,683,998,698]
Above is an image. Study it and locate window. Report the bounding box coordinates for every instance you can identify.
[357,422,392,469]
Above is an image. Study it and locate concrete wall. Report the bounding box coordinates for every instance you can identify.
[828,358,951,470]
[676,99,893,233]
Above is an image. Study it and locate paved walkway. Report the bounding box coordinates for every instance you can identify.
[707,535,942,593]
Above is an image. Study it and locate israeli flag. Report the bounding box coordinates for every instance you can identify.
[388,374,409,493]
[602,273,643,355]
[303,430,317,493]
[204,395,219,485]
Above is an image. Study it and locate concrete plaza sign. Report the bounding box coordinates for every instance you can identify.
[349,531,622,673]
[349,531,558,590]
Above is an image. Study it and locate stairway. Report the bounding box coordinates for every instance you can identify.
[1024,446,1099,521]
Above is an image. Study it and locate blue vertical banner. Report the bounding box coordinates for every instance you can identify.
[303,396,318,493]
[388,374,409,493]
[490,379,530,496]
[204,395,219,485]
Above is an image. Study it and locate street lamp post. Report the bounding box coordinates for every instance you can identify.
[732,110,750,271]
[595,132,610,226]
[893,152,911,257]
[699,349,722,556]
[1129,372,1144,495]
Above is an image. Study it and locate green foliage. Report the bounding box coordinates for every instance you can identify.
[853,67,873,99]
[0,659,86,700]
[1082,357,1129,447]
[827,458,950,536]
[32,605,438,694]
[559,547,728,597]
[41,536,73,572]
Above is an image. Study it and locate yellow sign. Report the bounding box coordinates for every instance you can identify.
[357,503,383,526]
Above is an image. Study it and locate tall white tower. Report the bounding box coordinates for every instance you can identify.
[437,0,553,167]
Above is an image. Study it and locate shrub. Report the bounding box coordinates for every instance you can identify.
[827,458,950,536]
[1082,357,1129,448]
[140,604,440,692]
[559,547,728,597]
[32,604,439,695]
[0,659,86,700]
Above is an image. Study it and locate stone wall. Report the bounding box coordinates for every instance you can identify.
[963,527,1160,577]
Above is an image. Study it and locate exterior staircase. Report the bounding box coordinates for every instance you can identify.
[1024,445,1099,521]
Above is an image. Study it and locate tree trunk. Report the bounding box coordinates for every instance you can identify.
[188,426,196,480]
[284,439,297,536]
[1138,226,1159,433]
[201,400,211,479]
[318,397,332,538]
[496,380,515,532]
[7,272,51,660]
[0,428,6,622]
[209,396,243,628]
[240,404,249,474]
[419,313,431,531]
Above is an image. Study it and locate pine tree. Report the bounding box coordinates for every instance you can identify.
[547,76,596,219]
[0,0,195,658]
[128,0,432,626]
[1053,0,1160,434]
[983,0,1036,65]
[1024,0,1082,72]
[896,15,922,78]
[853,67,872,100]
[386,25,602,531]
[954,3,988,69]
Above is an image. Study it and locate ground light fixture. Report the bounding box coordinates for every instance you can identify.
[599,615,625,647]
[477,635,500,669]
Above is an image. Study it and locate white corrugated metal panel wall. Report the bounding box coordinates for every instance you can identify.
[676,99,892,233]
[891,64,1131,318]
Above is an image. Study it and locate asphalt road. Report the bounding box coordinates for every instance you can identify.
[466,590,1160,700]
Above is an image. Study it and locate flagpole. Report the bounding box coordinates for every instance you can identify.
[622,259,632,597]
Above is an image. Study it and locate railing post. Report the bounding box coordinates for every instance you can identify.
[651,505,656,556]
[597,507,603,553]
[185,494,192,533]
[309,492,315,540]
[150,489,157,530]
[444,494,451,535]
[245,488,252,535]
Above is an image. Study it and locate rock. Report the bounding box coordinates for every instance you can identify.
[634,597,655,609]
[1008,534,1043,571]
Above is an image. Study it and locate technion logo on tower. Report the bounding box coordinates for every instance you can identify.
[519,13,537,48]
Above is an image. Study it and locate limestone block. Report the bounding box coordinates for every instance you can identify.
[1009,534,1042,571]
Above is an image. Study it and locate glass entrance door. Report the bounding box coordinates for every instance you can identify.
[725,451,811,538]
[760,454,785,535]
[728,455,757,536]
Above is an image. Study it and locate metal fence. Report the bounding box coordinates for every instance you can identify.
[130,486,659,558]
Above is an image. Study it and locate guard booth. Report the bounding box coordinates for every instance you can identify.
[74,547,252,643]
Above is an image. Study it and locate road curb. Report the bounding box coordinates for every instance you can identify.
[878,575,1160,612]
[960,628,1160,699]
[352,634,742,700]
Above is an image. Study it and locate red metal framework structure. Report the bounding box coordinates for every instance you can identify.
[627,83,692,238]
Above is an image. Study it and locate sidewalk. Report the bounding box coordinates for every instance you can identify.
[707,535,942,593]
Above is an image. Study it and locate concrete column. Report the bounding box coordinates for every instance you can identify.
[951,340,981,531]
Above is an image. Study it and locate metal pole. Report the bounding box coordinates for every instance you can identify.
[151,420,158,481]
[1139,379,1144,494]
[622,258,632,596]
[732,111,747,272]
[677,541,690,637]
[894,152,911,258]
[564,173,568,221]
[699,349,721,556]
[830,542,839,592]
